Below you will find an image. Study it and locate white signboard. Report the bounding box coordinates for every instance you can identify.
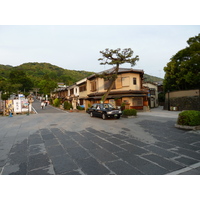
[18,94,25,98]
[13,99,22,113]
[21,99,29,112]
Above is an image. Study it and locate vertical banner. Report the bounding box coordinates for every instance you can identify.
[13,99,22,113]
[5,100,13,114]
[21,99,29,112]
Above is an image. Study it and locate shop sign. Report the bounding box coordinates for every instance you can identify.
[14,99,22,113]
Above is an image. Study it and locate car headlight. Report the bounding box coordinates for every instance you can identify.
[107,111,112,114]
[119,110,122,113]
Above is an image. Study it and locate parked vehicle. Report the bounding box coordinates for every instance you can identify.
[87,103,122,120]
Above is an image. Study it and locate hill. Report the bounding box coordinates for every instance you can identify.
[143,74,163,83]
[0,62,93,86]
[0,62,163,87]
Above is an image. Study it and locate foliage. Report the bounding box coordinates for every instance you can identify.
[144,74,163,82]
[38,74,57,95]
[0,62,93,96]
[9,69,34,92]
[163,34,200,92]
[49,98,53,105]
[177,110,200,126]
[122,109,137,116]
[53,98,61,107]
[99,48,139,66]
[15,62,93,86]
[98,48,139,102]
[77,105,85,110]
[1,93,10,100]
[64,101,73,110]
[158,92,165,102]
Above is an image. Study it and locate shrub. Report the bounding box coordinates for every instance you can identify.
[177,110,200,126]
[49,98,53,105]
[64,101,73,110]
[53,98,61,107]
[123,109,137,116]
[77,105,85,110]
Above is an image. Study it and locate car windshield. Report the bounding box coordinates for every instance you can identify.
[103,103,114,109]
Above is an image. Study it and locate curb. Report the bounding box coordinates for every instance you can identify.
[175,124,200,130]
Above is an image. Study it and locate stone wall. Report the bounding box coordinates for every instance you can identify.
[164,96,200,111]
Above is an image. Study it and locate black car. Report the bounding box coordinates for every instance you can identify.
[87,103,122,120]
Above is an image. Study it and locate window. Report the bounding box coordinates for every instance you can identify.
[79,84,86,92]
[70,88,74,95]
[122,77,129,87]
[133,78,137,85]
[132,97,143,106]
[115,77,122,89]
[79,99,84,105]
[150,89,155,95]
[104,79,116,90]
[91,81,96,92]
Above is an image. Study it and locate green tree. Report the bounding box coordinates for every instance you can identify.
[9,69,34,92]
[163,34,200,92]
[38,74,57,95]
[98,48,139,102]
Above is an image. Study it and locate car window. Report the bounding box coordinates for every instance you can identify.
[91,104,96,109]
[96,105,100,109]
[103,104,108,109]
[103,104,114,109]
[108,104,114,109]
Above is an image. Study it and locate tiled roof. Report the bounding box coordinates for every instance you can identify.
[88,67,143,79]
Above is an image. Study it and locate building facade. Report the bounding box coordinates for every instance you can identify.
[143,81,159,108]
[52,67,150,111]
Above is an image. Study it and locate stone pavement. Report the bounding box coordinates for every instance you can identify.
[0,104,200,175]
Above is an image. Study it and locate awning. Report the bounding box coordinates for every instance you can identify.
[85,93,147,100]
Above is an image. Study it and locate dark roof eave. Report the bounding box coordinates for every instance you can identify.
[88,90,148,97]
[87,68,144,80]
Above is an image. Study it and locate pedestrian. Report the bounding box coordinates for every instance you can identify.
[41,101,45,109]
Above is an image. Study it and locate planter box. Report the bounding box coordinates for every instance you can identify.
[122,115,137,118]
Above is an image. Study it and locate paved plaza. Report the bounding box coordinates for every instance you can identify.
[0,100,200,175]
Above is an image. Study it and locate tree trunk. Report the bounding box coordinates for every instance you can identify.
[102,64,119,103]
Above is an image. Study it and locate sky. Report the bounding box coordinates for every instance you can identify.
[0,25,199,78]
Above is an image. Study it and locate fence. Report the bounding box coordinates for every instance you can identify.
[164,89,200,111]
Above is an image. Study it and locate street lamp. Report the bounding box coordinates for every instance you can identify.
[27,94,34,116]
[168,90,170,111]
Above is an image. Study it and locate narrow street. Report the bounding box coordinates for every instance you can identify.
[32,98,66,114]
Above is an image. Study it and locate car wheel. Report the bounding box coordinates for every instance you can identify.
[102,113,107,120]
[90,112,93,117]
[116,115,121,119]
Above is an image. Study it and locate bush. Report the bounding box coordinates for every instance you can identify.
[53,98,61,107]
[177,110,200,126]
[64,101,73,110]
[77,105,85,110]
[123,109,137,116]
